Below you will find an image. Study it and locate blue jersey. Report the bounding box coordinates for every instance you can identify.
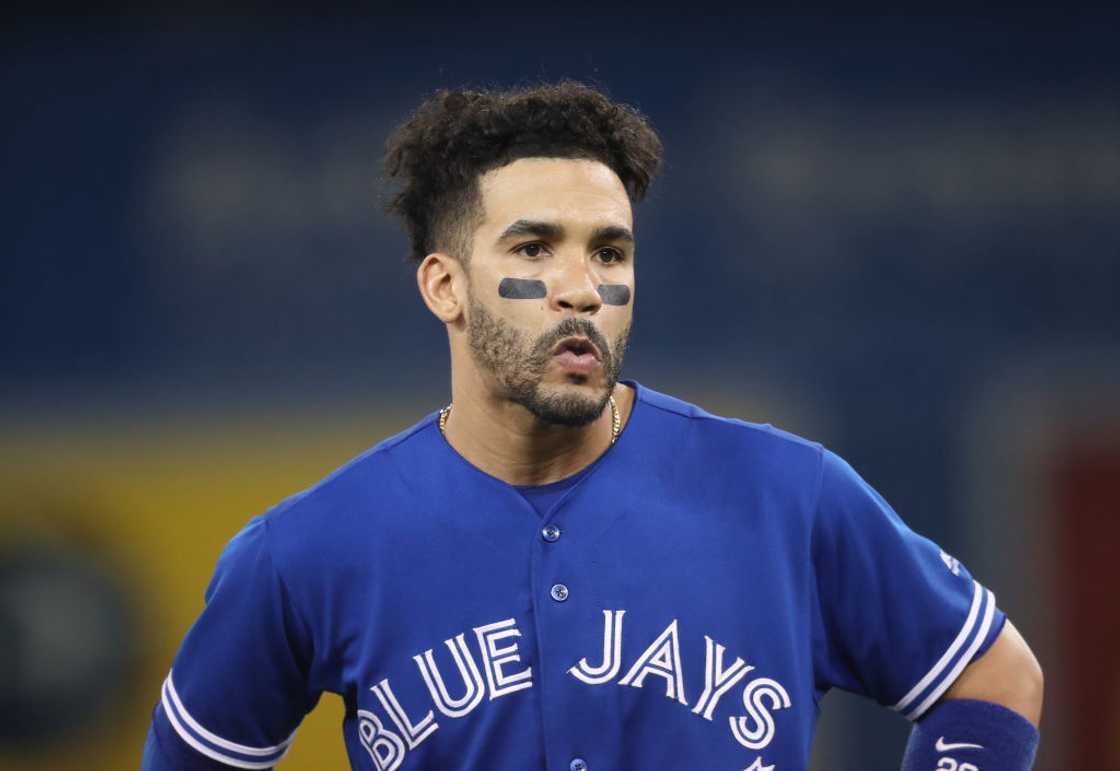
[148,382,1004,770]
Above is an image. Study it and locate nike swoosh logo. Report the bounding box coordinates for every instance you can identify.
[936,736,985,752]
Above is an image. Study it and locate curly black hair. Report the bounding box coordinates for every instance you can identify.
[384,80,663,263]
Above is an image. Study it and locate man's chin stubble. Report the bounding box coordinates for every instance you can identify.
[514,384,610,428]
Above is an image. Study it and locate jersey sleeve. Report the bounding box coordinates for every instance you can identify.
[810,449,1005,721]
[152,515,320,768]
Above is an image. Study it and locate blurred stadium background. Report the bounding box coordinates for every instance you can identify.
[2,7,1118,770]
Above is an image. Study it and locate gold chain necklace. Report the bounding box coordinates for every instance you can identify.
[438,395,620,445]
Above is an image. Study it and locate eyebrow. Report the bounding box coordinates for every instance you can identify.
[591,225,634,244]
[496,219,635,244]
[497,220,564,242]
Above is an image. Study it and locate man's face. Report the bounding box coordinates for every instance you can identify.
[463,157,635,427]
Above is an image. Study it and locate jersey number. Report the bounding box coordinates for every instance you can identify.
[937,759,979,771]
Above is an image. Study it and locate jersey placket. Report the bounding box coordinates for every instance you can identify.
[530,492,583,771]
[525,441,633,771]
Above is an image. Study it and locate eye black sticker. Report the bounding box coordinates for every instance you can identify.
[498,278,548,299]
[597,284,631,306]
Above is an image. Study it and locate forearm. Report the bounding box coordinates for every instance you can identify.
[901,620,1043,770]
[902,698,1040,770]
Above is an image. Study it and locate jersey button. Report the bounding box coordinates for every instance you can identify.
[570,759,588,771]
[541,524,562,542]
[550,583,569,602]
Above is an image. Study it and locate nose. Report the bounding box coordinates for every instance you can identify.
[549,256,603,316]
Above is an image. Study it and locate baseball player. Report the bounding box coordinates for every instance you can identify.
[142,82,1043,770]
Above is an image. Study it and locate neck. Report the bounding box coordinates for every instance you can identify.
[441,367,634,486]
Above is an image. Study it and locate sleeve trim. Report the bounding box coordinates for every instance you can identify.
[890,582,997,721]
[161,671,296,768]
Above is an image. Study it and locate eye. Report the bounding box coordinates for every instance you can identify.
[513,242,549,259]
[596,247,626,265]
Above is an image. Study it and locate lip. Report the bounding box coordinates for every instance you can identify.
[551,336,602,362]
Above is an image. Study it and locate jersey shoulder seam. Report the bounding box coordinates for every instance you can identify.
[268,415,439,514]
[638,390,823,451]
[322,414,438,479]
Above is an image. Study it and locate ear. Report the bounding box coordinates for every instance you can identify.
[416,252,465,323]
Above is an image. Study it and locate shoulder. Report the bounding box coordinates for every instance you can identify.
[250,411,444,561]
[632,381,824,473]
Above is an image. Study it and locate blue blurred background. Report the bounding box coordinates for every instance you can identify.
[2,7,1118,770]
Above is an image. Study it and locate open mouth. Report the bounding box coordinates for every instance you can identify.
[552,336,602,361]
[551,336,603,373]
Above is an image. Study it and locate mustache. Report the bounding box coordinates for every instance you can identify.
[533,317,612,365]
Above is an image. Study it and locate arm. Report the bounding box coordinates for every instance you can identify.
[142,704,270,771]
[942,619,1043,727]
[809,450,1041,767]
[140,518,313,770]
[901,620,1043,770]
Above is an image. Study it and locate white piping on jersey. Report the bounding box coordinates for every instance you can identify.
[890,580,986,718]
[905,588,996,720]
[161,671,296,768]
[164,671,296,753]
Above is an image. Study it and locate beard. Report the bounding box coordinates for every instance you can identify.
[467,291,630,427]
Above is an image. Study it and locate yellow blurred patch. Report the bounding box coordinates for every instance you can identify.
[0,402,428,771]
